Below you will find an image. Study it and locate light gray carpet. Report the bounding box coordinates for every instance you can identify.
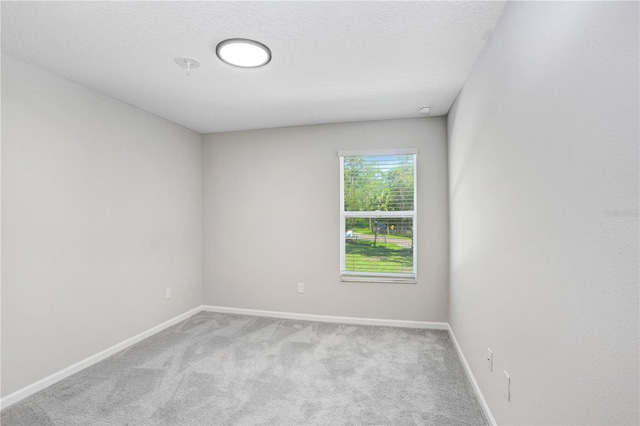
[1,312,487,425]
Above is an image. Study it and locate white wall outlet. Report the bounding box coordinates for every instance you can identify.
[503,370,511,401]
[297,282,304,294]
[487,348,493,372]
[165,287,171,299]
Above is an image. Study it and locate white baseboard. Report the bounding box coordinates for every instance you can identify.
[448,324,496,425]
[0,305,203,410]
[202,305,449,330]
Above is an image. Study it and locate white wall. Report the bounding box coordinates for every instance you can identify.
[1,54,203,397]
[202,118,449,321]
[448,2,639,425]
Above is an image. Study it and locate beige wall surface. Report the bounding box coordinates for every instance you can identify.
[1,54,203,396]
[447,2,639,424]
[202,118,449,322]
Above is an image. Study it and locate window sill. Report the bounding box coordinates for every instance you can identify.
[340,274,417,284]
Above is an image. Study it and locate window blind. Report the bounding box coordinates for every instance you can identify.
[339,153,417,282]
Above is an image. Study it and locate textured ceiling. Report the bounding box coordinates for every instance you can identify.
[1,1,506,134]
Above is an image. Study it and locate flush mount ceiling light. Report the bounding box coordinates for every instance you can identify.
[215,38,271,68]
[418,106,432,115]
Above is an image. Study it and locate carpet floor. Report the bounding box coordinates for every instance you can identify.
[1,312,487,425]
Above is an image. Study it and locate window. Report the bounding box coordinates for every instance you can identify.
[339,149,417,283]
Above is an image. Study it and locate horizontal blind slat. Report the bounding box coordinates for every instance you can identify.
[343,154,415,212]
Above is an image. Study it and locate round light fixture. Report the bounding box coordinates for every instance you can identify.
[216,38,271,68]
[418,106,432,115]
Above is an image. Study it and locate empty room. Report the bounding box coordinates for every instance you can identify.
[1,1,638,425]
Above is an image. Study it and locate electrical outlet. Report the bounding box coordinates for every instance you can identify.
[297,282,304,294]
[487,348,493,372]
[503,371,511,401]
[165,287,171,299]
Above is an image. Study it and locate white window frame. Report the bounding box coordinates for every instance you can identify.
[339,148,418,284]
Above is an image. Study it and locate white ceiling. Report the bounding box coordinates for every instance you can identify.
[1,1,506,134]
